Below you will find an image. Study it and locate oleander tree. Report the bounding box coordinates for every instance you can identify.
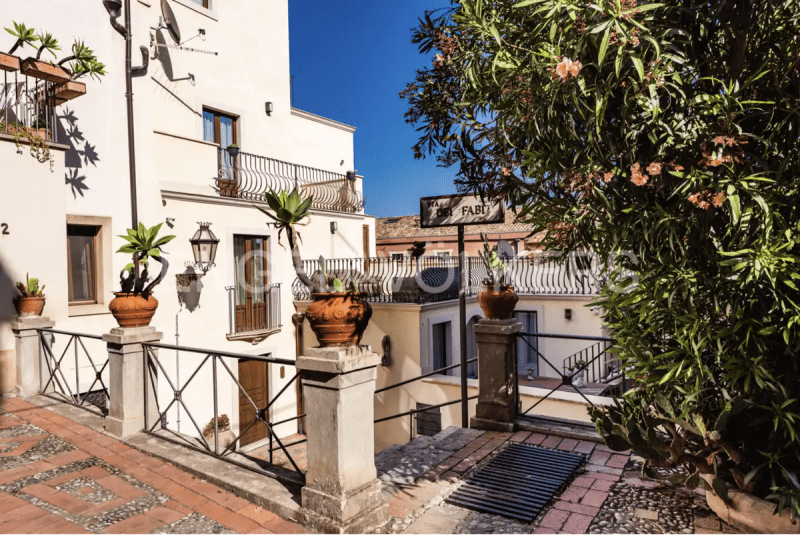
[402,0,800,518]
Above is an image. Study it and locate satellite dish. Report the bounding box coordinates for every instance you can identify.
[161,0,182,44]
[497,239,515,260]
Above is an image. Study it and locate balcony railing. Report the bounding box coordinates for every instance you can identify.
[1,71,60,144]
[292,255,602,303]
[214,148,364,214]
[226,283,282,340]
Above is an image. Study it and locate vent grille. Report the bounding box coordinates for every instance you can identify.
[446,442,585,522]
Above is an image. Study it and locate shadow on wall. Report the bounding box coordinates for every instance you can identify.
[177,269,204,313]
[60,107,101,199]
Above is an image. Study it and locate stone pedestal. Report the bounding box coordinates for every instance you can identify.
[11,316,55,397]
[297,345,389,534]
[102,326,162,438]
[470,318,523,432]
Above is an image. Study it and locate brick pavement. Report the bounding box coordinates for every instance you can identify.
[0,396,306,534]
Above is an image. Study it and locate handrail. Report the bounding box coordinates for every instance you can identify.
[38,328,104,341]
[141,341,295,366]
[375,357,478,394]
[375,395,478,424]
[517,332,616,342]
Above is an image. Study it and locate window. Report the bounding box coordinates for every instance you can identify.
[203,108,238,197]
[232,235,277,334]
[431,321,452,373]
[515,311,539,376]
[189,0,209,6]
[391,252,404,261]
[67,225,99,304]
[435,251,450,258]
[384,218,399,224]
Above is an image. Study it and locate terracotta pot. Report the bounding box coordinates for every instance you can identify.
[54,80,86,104]
[20,58,70,83]
[14,296,45,317]
[108,292,159,328]
[0,53,20,72]
[702,474,800,533]
[305,292,372,347]
[477,284,519,320]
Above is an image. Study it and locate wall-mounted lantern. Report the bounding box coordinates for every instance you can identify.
[190,222,219,273]
[330,221,338,234]
[346,170,357,181]
[265,101,274,116]
[564,308,572,320]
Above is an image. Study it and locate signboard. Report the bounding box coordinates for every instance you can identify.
[419,193,505,228]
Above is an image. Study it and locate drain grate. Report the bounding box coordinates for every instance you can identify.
[446,442,586,522]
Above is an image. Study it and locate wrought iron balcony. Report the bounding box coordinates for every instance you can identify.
[214,148,364,214]
[292,256,602,303]
[225,283,282,341]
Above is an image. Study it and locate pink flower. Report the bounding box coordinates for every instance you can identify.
[630,172,648,186]
[646,162,662,175]
[603,172,614,183]
[569,60,583,77]
[555,58,572,80]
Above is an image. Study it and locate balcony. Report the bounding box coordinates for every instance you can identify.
[225,283,282,342]
[292,255,602,303]
[214,148,364,214]
[1,71,61,144]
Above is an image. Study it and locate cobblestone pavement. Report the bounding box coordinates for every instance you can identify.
[0,397,306,534]
[377,428,733,535]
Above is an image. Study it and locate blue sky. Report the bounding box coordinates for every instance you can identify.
[288,0,458,218]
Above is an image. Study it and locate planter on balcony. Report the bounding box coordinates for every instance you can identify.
[477,284,519,319]
[20,58,70,83]
[54,80,86,104]
[108,292,159,328]
[305,292,372,347]
[0,53,20,72]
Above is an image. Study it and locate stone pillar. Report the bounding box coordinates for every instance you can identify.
[296,345,389,534]
[470,318,523,432]
[11,316,55,397]
[103,326,162,438]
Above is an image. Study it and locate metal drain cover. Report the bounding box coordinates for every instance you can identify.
[446,442,585,522]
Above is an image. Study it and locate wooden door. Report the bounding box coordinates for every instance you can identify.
[238,359,269,447]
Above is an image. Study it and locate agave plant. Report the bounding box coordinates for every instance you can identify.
[254,188,322,293]
[4,22,37,55]
[58,40,106,80]
[116,222,175,294]
[34,31,60,60]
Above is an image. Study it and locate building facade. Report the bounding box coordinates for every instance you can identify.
[0,0,373,449]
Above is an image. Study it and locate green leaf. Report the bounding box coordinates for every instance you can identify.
[631,56,644,81]
[598,26,611,68]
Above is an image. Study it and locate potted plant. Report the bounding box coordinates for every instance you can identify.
[14,274,45,317]
[202,414,236,451]
[567,359,588,388]
[53,40,106,104]
[410,240,426,257]
[1,22,37,72]
[108,223,175,328]
[20,31,70,83]
[254,188,372,346]
[476,233,518,319]
[226,143,240,159]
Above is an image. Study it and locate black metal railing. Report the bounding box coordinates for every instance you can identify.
[293,255,602,303]
[37,329,108,417]
[562,340,622,384]
[214,148,364,213]
[374,358,478,441]
[142,342,305,486]
[226,283,282,337]
[2,71,59,144]
[516,332,623,417]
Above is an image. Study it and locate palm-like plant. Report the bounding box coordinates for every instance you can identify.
[255,188,322,293]
[58,40,106,80]
[35,32,60,60]
[4,22,38,55]
[116,223,176,294]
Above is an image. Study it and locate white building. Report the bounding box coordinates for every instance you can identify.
[0,0,374,454]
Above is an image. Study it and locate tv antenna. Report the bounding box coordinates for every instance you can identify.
[151,0,218,56]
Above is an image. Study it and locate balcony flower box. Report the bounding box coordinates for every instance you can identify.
[20,58,70,83]
[0,53,20,72]
[54,80,86,104]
